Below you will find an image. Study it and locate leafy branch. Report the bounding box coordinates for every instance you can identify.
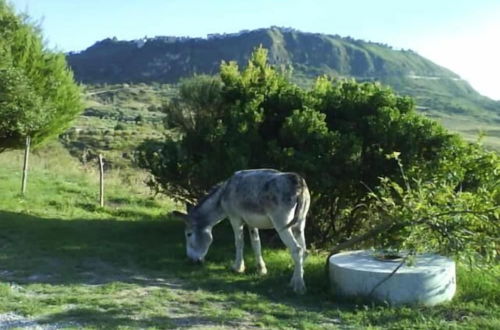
[326,152,499,270]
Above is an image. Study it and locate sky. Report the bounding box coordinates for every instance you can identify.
[9,0,500,100]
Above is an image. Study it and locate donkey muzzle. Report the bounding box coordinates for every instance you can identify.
[188,257,204,264]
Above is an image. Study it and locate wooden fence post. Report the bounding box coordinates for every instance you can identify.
[21,135,31,196]
[99,154,104,207]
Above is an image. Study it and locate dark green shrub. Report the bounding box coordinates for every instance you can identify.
[138,48,498,256]
[114,123,126,130]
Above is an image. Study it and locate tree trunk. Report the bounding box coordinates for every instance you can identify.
[98,154,104,207]
[21,135,31,196]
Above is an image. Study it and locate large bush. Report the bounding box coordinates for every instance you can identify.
[139,48,498,258]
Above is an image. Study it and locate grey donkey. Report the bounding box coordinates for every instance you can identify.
[173,169,311,294]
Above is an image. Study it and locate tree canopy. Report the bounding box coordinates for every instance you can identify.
[0,0,83,151]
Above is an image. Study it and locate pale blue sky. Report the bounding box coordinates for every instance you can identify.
[10,0,500,100]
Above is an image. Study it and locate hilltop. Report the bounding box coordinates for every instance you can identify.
[67,27,499,123]
[68,27,457,83]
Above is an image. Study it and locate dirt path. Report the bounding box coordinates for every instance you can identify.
[0,259,261,329]
[0,312,80,329]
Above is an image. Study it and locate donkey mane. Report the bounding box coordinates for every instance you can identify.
[193,182,224,211]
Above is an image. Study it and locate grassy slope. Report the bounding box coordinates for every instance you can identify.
[0,142,498,329]
[61,83,173,172]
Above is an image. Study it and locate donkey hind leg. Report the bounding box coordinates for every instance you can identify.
[229,217,245,273]
[292,224,308,261]
[248,227,267,275]
[276,226,306,294]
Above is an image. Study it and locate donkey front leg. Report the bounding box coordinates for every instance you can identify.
[229,217,245,273]
[277,228,306,294]
[248,227,267,275]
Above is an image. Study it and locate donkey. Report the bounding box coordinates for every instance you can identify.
[173,169,311,294]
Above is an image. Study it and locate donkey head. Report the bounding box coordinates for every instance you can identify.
[173,205,213,263]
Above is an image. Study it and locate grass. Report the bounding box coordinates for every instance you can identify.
[433,114,500,151]
[0,142,499,329]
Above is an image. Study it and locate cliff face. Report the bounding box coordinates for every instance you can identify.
[67,27,499,119]
[67,27,456,83]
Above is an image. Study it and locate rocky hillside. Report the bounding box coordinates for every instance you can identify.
[67,27,499,121]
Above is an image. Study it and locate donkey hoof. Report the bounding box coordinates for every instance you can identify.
[257,266,268,275]
[290,278,307,294]
[231,264,246,273]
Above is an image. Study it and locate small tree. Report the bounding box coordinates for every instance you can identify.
[0,1,83,194]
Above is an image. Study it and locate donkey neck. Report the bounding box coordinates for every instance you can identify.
[192,183,226,228]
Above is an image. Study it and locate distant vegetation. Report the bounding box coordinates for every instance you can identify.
[60,83,173,172]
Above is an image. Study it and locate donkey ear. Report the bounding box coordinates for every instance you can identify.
[171,211,188,222]
[185,202,194,212]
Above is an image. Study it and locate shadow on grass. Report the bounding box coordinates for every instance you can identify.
[39,307,232,329]
[3,210,472,328]
[0,211,342,297]
[0,210,185,282]
[38,308,177,329]
[37,304,227,329]
[74,202,164,221]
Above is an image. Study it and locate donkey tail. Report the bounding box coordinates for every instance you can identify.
[285,175,310,230]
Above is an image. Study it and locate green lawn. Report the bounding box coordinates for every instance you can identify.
[0,143,498,329]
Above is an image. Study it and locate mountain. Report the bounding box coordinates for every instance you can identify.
[67,27,499,121]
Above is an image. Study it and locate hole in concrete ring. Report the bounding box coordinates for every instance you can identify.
[373,252,405,262]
